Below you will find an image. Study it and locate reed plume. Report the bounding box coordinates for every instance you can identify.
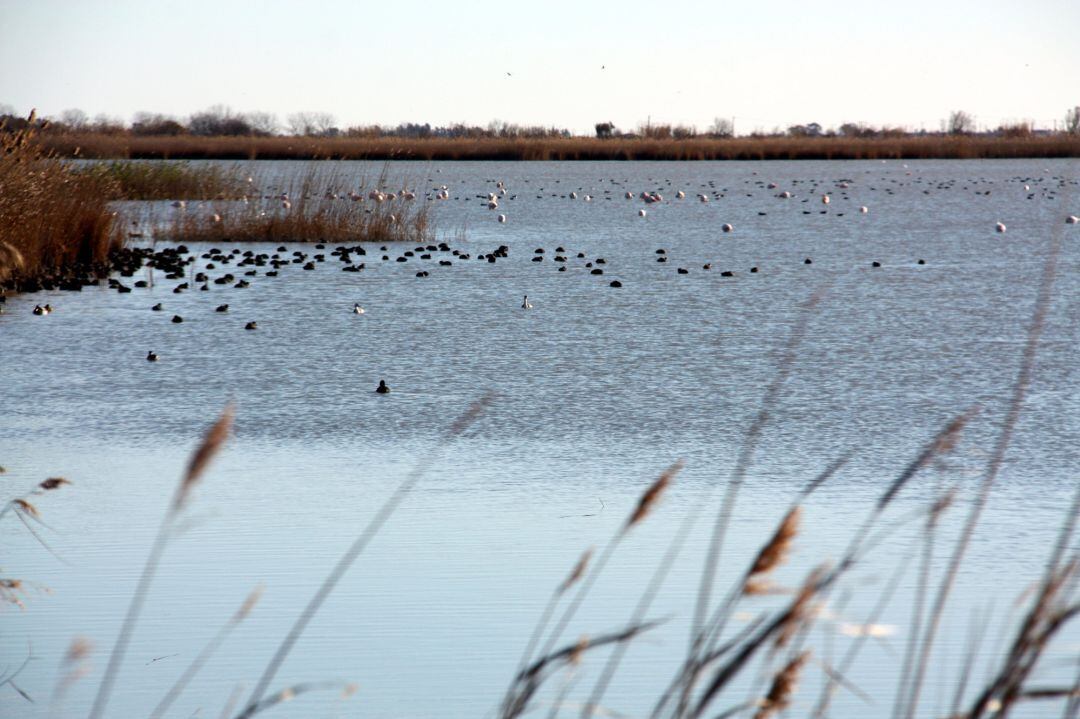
[754,651,809,719]
[560,548,593,595]
[177,403,234,510]
[749,508,800,580]
[625,460,682,531]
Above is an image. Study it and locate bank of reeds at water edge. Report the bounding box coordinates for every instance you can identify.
[0,112,121,287]
[0,111,431,292]
[146,165,430,246]
[5,226,1079,717]
[38,132,1080,161]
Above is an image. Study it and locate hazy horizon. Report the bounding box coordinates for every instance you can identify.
[1,0,1078,134]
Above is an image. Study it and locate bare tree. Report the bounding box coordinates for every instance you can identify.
[189,105,253,136]
[59,108,89,130]
[839,122,875,138]
[245,111,279,136]
[286,112,336,136]
[310,112,336,136]
[286,112,311,136]
[132,112,185,135]
[91,113,126,134]
[948,110,975,135]
[708,117,733,138]
[672,124,698,139]
[1065,106,1080,135]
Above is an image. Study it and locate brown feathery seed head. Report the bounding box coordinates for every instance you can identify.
[749,507,800,577]
[176,404,234,511]
[65,636,93,663]
[753,651,810,719]
[235,585,264,621]
[559,548,593,595]
[929,489,957,526]
[39,477,71,491]
[448,392,495,436]
[935,407,978,455]
[12,499,39,517]
[776,566,827,649]
[626,460,683,529]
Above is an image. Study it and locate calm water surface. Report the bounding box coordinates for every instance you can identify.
[2,159,1079,718]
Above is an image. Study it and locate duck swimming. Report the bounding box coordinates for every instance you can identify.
[376,379,390,394]
[521,295,532,309]
[353,303,365,314]
[147,351,158,362]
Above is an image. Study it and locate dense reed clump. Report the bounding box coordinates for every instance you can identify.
[150,166,431,245]
[76,160,248,201]
[0,112,123,289]
[38,132,1080,161]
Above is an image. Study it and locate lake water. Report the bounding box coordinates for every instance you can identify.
[3,159,1079,718]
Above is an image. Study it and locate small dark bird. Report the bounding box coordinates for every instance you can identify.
[147,351,158,362]
[216,304,229,312]
[151,303,163,311]
[376,379,390,394]
[245,321,257,330]
[171,315,183,323]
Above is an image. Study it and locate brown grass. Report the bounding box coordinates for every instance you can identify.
[0,114,122,289]
[38,132,1080,161]
[78,160,246,201]
[150,166,431,245]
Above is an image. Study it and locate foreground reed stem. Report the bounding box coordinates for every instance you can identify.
[88,405,233,719]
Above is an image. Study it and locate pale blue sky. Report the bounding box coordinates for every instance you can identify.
[1,0,1077,133]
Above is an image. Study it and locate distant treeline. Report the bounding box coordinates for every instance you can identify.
[5,105,1080,160]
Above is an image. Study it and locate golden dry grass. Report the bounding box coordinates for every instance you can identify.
[0,115,122,287]
[39,132,1080,161]
[151,167,431,245]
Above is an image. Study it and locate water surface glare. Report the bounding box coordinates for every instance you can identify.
[3,159,1079,718]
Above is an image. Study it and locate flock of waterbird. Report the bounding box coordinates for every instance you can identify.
[11,167,1078,393]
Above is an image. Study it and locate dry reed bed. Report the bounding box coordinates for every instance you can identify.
[0,115,122,286]
[0,129,432,290]
[41,133,1080,161]
[148,167,431,245]
[77,160,248,201]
